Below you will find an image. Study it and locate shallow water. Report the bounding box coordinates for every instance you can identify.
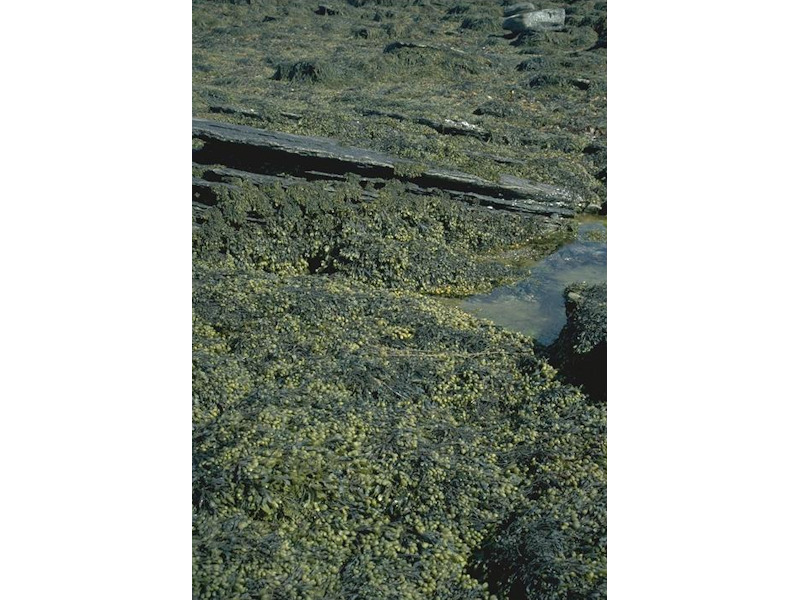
[460,218,607,344]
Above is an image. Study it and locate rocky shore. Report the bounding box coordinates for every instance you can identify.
[193,2,607,598]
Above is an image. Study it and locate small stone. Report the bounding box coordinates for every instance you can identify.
[584,203,603,215]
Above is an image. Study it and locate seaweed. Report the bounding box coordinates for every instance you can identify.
[193,267,606,599]
[192,1,607,598]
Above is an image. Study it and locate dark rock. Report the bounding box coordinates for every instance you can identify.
[546,282,607,402]
[272,61,329,83]
[192,177,225,207]
[193,118,397,177]
[315,4,340,15]
[262,16,277,22]
[571,78,591,90]
[502,8,565,33]
[583,143,606,157]
[503,3,536,17]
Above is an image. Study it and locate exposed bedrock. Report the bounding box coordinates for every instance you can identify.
[192,118,586,216]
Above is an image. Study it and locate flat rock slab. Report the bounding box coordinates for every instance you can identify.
[193,118,397,175]
[502,8,565,32]
[192,118,584,213]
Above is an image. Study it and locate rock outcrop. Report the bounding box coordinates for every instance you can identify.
[546,282,607,402]
[192,118,586,216]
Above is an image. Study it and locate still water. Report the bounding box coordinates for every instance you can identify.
[460,219,607,344]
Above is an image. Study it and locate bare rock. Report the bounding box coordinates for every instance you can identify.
[502,8,565,33]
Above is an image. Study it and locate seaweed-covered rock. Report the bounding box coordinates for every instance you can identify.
[191,173,574,296]
[272,60,330,83]
[546,282,607,402]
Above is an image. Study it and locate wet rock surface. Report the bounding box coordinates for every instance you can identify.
[546,282,607,402]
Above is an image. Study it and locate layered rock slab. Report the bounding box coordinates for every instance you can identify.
[193,118,585,215]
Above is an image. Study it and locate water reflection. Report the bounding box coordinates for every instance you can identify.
[460,220,607,344]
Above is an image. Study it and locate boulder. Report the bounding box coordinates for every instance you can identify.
[546,282,607,402]
[502,8,565,33]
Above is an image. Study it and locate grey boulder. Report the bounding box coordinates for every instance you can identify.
[502,8,565,33]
